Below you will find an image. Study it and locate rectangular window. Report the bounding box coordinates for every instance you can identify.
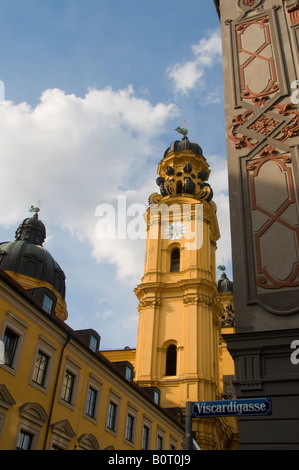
[85,387,97,418]
[42,294,53,314]
[107,401,117,431]
[153,390,160,405]
[89,335,98,352]
[3,328,19,367]
[61,370,75,404]
[142,425,150,450]
[157,435,163,450]
[125,414,134,442]
[16,430,33,450]
[125,366,132,381]
[32,351,49,387]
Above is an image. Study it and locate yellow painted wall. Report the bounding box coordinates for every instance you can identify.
[0,273,184,450]
[131,143,238,449]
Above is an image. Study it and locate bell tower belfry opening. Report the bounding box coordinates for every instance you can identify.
[134,129,237,449]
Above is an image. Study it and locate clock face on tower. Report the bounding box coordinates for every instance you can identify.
[164,222,186,240]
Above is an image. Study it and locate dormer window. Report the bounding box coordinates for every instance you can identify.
[89,335,98,352]
[74,329,101,353]
[125,366,133,381]
[153,389,160,405]
[42,294,53,314]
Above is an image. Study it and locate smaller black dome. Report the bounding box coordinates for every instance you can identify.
[164,137,203,158]
[15,213,46,246]
[0,213,66,299]
[0,240,66,298]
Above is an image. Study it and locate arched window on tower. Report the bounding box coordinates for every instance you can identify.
[165,345,177,376]
[170,248,180,272]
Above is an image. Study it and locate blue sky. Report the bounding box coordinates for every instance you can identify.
[0,1,232,349]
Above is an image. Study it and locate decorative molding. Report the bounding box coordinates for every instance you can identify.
[0,384,16,410]
[227,103,299,149]
[225,13,299,150]
[248,115,279,136]
[286,2,299,26]
[227,110,255,149]
[139,298,161,309]
[19,402,48,426]
[271,102,299,142]
[51,419,76,440]
[247,146,299,289]
[238,0,264,11]
[236,16,279,104]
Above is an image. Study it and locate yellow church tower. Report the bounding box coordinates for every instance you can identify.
[134,128,235,449]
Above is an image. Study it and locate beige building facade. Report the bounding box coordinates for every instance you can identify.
[214,0,299,449]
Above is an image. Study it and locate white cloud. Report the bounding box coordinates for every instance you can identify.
[0,85,232,348]
[0,87,231,282]
[0,86,178,282]
[167,29,222,95]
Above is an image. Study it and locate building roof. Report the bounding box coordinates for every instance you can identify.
[0,213,66,298]
[163,136,203,158]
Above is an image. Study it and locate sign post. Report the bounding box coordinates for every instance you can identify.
[184,398,272,449]
[192,398,272,418]
[183,401,193,450]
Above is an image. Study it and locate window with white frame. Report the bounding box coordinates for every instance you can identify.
[29,336,56,393]
[16,429,34,450]
[156,426,165,451]
[142,424,150,450]
[156,434,163,450]
[106,390,121,435]
[1,313,28,372]
[2,327,19,368]
[125,414,134,442]
[16,402,48,450]
[86,387,97,417]
[59,357,81,410]
[32,350,49,387]
[141,416,152,450]
[61,369,75,404]
[84,374,102,423]
[170,435,178,450]
[124,403,137,446]
[107,401,117,431]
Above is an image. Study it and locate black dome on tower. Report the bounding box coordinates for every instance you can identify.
[164,136,203,158]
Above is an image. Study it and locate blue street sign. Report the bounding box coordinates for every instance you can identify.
[192,398,272,418]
